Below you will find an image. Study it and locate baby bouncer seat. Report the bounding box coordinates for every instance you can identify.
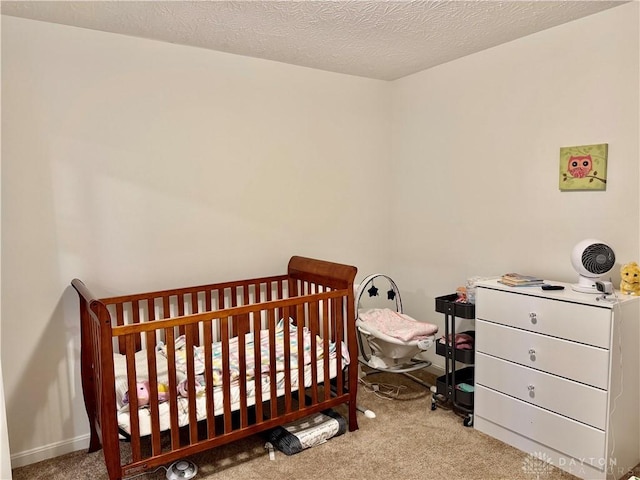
[356,274,438,376]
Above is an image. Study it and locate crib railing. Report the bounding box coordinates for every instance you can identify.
[100,274,288,354]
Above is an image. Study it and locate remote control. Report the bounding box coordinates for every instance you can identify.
[541,284,565,291]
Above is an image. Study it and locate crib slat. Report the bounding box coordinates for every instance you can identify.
[309,300,319,404]
[177,294,185,337]
[116,303,126,353]
[297,303,305,409]
[268,308,278,419]
[162,296,170,320]
[145,327,162,456]
[288,278,298,298]
[165,328,181,450]
[252,314,263,423]
[125,336,142,462]
[237,314,249,428]
[144,351,159,444]
[230,287,237,337]
[282,306,292,413]
[185,324,198,444]
[131,300,142,351]
[334,296,344,395]
[202,320,215,438]
[191,290,199,314]
[254,282,261,303]
[288,280,299,327]
[277,281,283,319]
[322,297,331,396]
[221,316,233,434]
[205,289,212,312]
[218,290,225,317]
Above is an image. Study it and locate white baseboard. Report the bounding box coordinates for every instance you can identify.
[10,434,90,469]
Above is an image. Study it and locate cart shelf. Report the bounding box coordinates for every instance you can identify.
[435,331,475,364]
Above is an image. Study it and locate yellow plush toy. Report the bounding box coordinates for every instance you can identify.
[620,262,640,295]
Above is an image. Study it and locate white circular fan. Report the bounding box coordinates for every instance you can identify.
[166,460,198,480]
[570,239,616,293]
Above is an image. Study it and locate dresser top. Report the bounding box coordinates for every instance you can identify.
[476,278,640,308]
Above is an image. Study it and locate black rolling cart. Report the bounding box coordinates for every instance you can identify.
[431,294,475,427]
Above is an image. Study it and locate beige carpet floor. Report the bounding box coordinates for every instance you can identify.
[11,370,637,480]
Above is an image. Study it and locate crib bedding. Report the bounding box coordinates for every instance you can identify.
[160,318,347,394]
[114,319,349,436]
[117,358,342,436]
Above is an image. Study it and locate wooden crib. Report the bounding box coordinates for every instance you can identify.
[71,256,358,480]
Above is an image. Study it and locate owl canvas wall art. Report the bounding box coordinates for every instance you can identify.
[559,143,608,191]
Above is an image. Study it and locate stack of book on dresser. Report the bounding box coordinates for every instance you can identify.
[499,272,544,287]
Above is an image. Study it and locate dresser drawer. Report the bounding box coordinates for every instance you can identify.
[475,385,606,467]
[476,352,607,429]
[476,287,611,348]
[476,320,609,389]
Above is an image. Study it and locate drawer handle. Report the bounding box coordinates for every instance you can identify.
[529,312,537,323]
[528,384,535,392]
[528,348,536,355]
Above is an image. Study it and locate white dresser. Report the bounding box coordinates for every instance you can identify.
[475,279,639,480]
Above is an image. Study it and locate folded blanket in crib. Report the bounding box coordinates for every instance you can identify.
[358,308,438,342]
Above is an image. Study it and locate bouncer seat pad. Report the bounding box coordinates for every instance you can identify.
[357,308,438,342]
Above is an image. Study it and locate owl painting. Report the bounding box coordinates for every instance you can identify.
[567,155,592,178]
[559,144,607,191]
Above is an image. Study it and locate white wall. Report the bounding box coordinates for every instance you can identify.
[1,3,639,470]
[390,3,640,345]
[1,16,390,466]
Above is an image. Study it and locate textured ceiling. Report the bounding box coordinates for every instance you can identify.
[1,1,627,80]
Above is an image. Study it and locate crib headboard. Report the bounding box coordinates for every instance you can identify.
[287,256,357,291]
